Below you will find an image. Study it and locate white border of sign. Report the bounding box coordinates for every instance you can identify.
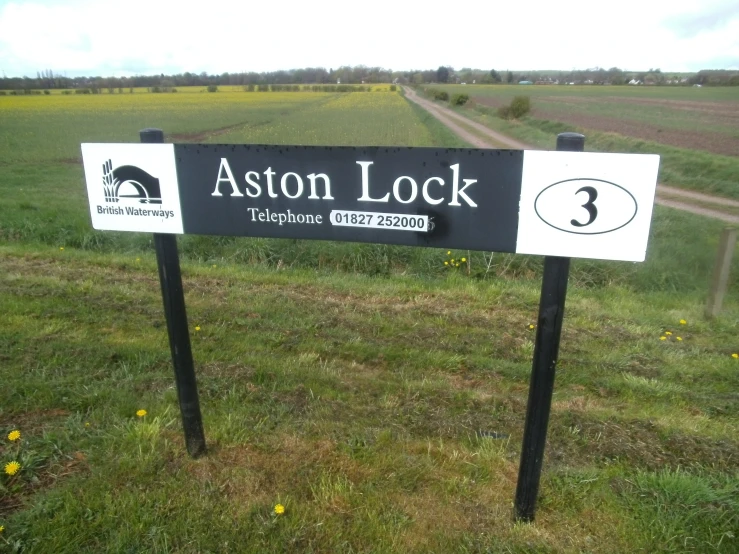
[517,151,660,262]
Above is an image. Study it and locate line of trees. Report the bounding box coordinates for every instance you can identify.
[0,66,399,91]
[419,67,737,86]
[1,65,736,91]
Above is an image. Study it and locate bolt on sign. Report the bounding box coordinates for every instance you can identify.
[82,144,660,262]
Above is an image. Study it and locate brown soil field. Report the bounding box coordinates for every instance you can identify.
[404,87,738,222]
[472,96,739,156]
[542,95,739,115]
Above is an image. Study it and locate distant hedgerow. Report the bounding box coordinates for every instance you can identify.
[426,88,449,101]
[450,93,469,106]
[498,95,531,119]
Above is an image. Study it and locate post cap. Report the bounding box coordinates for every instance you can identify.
[140,128,164,143]
[556,132,585,152]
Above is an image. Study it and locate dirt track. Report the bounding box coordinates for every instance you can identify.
[402,87,739,225]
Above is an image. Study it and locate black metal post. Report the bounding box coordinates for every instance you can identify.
[141,128,206,457]
[514,132,584,521]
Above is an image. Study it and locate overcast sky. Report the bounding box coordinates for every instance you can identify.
[0,0,737,77]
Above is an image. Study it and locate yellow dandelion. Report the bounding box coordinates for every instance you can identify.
[665,331,672,336]
[456,263,460,267]
[446,251,451,255]
[212,264,217,268]
[528,324,535,330]
[274,503,285,515]
[0,524,4,533]
[136,409,147,417]
[660,336,667,341]
[679,319,687,325]
[195,326,201,331]
[461,257,466,262]
[732,353,738,359]
[4,461,21,476]
[85,422,90,427]
[451,259,455,263]
[676,337,683,341]
[7,430,20,442]
[444,261,449,266]
[59,247,64,251]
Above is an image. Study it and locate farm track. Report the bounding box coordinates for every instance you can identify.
[402,87,739,225]
[169,121,254,142]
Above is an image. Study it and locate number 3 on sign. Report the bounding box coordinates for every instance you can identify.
[571,186,598,227]
[534,178,637,235]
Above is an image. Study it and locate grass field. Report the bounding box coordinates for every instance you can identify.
[1,88,738,553]
[420,84,739,199]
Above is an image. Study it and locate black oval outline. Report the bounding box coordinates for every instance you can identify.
[534,178,638,235]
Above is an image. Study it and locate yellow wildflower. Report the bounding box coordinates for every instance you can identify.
[7,430,20,442]
[444,261,448,266]
[274,503,285,515]
[676,337,682,341]
[0,524,4,533]
[732,353,738,359]
[679,319,687,325]
[461,257,466,262]
[136,409,147,417]
[665,331,672,336]
[4,461,21,476]
[446,251,451,255]
[195,326,201,331]
[59,247,64,251]
[660,336,667,341]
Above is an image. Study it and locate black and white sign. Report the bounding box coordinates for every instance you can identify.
[81,144,660,262]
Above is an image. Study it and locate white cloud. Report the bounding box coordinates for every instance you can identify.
[0,0,737,76]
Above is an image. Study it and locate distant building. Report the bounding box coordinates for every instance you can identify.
[518,80,533,85]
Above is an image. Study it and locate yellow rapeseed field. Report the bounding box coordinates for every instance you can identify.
[0,88,435,163]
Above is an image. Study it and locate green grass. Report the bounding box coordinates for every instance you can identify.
[1,247,738,552]
[1,88,738,553]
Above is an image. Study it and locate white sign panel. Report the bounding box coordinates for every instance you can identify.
[81,144,184,234]
[516,151,660,262]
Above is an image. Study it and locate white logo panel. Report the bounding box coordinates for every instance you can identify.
[81,143,184,234]
[517,151,660,262]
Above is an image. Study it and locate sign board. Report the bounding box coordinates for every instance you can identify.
[81,144,659,262]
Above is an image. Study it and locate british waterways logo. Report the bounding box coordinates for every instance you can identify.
[83,143,183,233]
[102,159,162,204]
